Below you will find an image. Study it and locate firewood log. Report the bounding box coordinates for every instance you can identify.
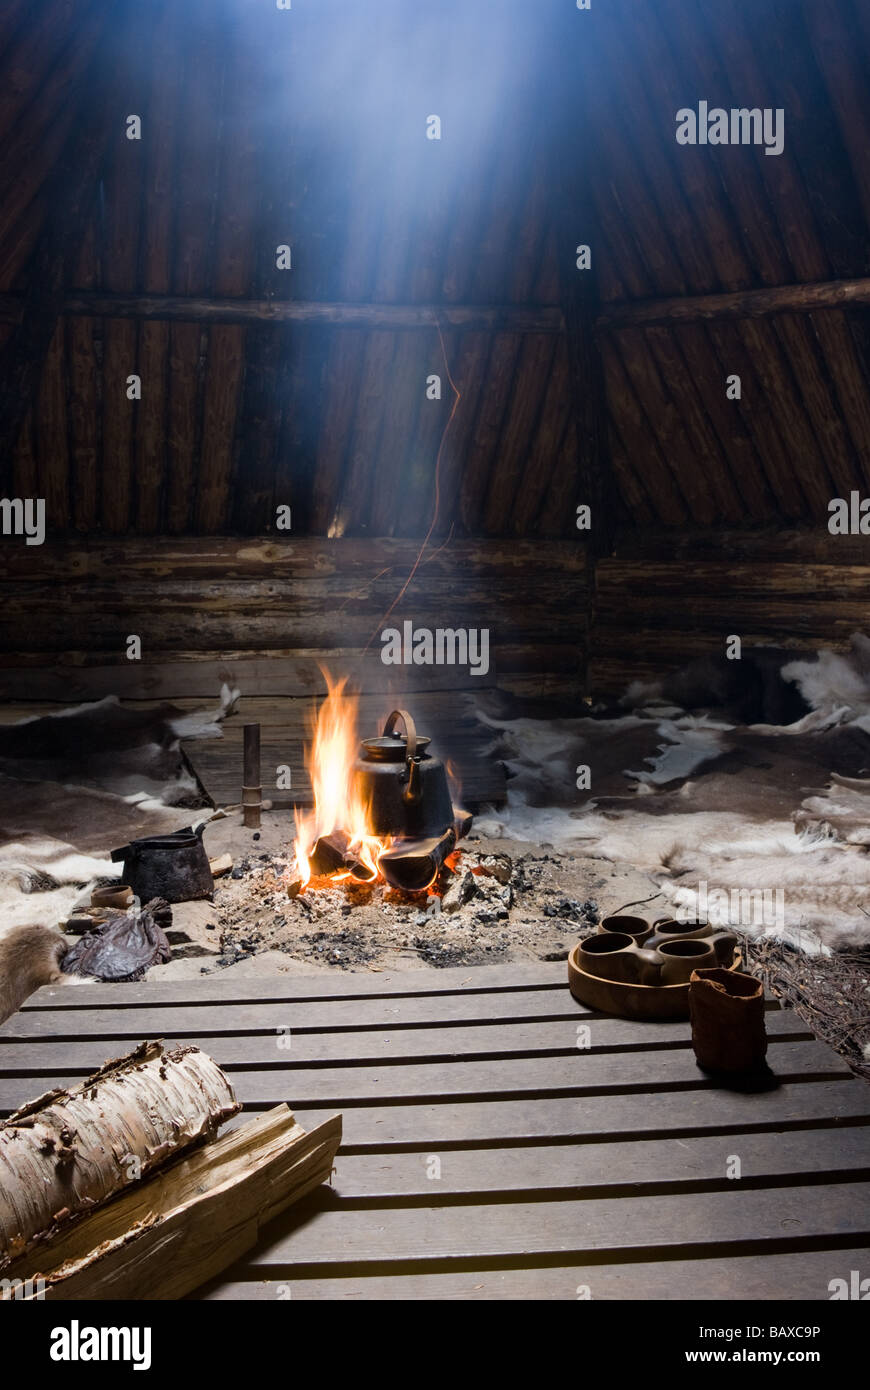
[1,1107,342,1301]
[0,1041,239,1271]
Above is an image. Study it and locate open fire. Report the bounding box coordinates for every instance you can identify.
[291,675,385,889]
[289,675,471,895]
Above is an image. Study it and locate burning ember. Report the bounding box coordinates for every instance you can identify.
[288,675,471,895]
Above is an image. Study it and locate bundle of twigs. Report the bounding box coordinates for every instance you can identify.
[744,935,870,1081]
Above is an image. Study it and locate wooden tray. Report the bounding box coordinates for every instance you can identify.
[568,944,744,1020]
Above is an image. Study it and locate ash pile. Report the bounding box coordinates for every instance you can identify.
[212,844,600,971]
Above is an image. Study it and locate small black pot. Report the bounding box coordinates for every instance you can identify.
[111,824,213,903]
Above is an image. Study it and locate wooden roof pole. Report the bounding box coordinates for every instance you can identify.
[0,1,136,475]
[551,10,617,559]
[0,272,865,336]
[0,291,565,333]
[597,275,870,331]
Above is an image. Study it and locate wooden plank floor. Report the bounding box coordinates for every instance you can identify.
[183,692,508,810]
[3,962,869,1300]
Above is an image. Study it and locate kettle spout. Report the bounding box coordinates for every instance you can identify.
[403,756,424,805]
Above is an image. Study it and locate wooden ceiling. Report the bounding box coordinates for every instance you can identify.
[1,0,869,539]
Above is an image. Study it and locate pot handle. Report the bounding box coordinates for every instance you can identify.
[710,931,739,963]
[633,946,664,986]
[110,845,131,863]
[383,709,418,761]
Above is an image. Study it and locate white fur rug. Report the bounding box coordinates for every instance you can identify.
[477,635,870,954]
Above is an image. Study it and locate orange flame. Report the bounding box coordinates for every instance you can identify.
[292,672,388,889]
[445,758,463,807]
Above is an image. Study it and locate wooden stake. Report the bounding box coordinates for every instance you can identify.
[242,722,261,829]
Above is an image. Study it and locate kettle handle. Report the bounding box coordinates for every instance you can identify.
[383,709,418,761]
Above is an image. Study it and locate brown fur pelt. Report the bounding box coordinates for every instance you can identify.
[0,687,239,803]
[0,924,67,1025]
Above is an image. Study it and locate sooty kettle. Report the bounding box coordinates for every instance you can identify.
[110,824,213,903]
[352,709,454,839]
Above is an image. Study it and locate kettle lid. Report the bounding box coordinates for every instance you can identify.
[361,732,431,762]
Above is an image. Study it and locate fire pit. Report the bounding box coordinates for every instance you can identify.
[289,683,471,897]
[196,680,635,975]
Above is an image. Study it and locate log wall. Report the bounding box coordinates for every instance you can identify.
[3,529,863,707]
[0,536,588,701]
[588,529,870,696]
